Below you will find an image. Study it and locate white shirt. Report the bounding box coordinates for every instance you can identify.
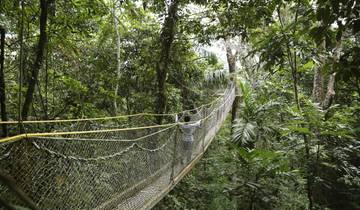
[180,120,201,142]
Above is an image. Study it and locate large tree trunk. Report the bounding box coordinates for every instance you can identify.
[225,38,239,134]
[112,1,121,116]
[155,0,180,124]
[21,0,49,120]
[0,26,8,137]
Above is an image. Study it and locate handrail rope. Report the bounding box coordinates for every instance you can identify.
[0,123,177,144]
[26,95,228,143]
[28,93,229,142]
[0,88,225,125]
[0,86,235,144]
[31,128,178,161]
[32,124,178,142]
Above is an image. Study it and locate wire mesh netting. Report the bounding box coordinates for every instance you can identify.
[0,85,235,210]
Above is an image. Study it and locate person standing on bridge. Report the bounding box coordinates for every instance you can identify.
[180,115,201,164]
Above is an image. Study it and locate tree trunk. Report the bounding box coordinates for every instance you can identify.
[18,0,25,127]
[321,73,336,109]
[225,38,239,134]
[291,63,301,110]
[321,41,341,110]
[155,0,180,124]
[21,0,49,120]
[44,43,49,120]
[112,1,121,116]
[313,67,324,103]
[312,40,326,103]
[44,0,55,120]
[0,26,8,137]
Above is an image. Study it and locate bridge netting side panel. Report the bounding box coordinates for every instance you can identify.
[0,85,235,210]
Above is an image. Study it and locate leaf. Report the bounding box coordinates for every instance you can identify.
[298,60,314,73]
[232,119,257,145]
[285,125,311,135]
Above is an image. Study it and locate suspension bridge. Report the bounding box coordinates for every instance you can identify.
[0,84,235,210]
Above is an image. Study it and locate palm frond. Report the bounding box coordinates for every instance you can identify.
[232,119,257,145]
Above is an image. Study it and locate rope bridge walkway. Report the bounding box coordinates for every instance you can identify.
[0,84,235,210]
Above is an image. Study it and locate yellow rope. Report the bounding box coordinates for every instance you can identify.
[0,123,178,144]
[33,124,178,142]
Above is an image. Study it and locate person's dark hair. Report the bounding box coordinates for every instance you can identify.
[184,115,191,122]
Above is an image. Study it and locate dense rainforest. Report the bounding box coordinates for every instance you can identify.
[0,0,359,209]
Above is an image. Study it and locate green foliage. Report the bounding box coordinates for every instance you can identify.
[232,81,282,148]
